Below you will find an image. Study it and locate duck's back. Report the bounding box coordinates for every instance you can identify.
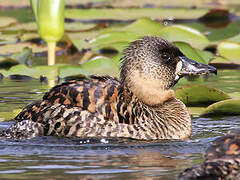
[12,75,124,138]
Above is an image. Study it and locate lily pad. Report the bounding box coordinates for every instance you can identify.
[173,42,207,64]
[210,56,231,63]
[80,56,120,76]
[0,17,17,28]
[175,84,231,106]
[65,22,97,32]
[201,99,240,116]
[116,18,164,35]
[2,22,37,32]
[158,25,209,49]
[0,47,33,68]
[20,32,40,41]
[65,8,208,21]
[228,33,240,43]
[60,56,120,78]
[0,43,48,55]
[217,41,240,62]
[0,64,61,80]
[188,107,206,117]
[74,31,140,52]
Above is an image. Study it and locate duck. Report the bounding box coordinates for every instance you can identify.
[178,129,240,179]
[2,36,217,140]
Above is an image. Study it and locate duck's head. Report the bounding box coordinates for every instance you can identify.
[120,36,217,106]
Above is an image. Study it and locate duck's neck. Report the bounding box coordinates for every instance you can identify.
[122,72,175,106]
[149,98,192,139]
[118,86,192,139]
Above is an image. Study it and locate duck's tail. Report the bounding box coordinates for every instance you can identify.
[0,120,44,139]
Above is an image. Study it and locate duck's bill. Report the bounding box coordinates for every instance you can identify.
[176,56,217,77]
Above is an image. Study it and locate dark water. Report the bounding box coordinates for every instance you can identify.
[0,70,240,179]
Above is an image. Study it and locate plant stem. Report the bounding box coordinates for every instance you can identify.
[48,42,56,66]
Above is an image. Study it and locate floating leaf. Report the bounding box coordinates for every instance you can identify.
[20,32,40,41]
[186,21,240,42]
[0,109,22,121]
[188,107,206,117]
[201,99,240,116]
[73,31,140,52]
[118,18,164,35]
[0,43,48,55]
[173,42,206,64]
[229,92,240,99]
[0,47,33,68]
[0,17,17,28]
[59,65,89,78]
[175,84,231,106]
[65,8,208,21]
[80,56,120,76]
[210,56,230,63]
[2,22,37,32]
[60,56,120,77]
[217,41,240,61]
[0,64,61,80]
[228,33,240,43]
[158,25,209,49]
[65,22,97,32]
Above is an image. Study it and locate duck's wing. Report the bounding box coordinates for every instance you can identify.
[43,75,121,111]
[15,75,121,123]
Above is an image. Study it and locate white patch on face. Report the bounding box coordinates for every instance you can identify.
[175,74,180,81]
[175,61,182,81]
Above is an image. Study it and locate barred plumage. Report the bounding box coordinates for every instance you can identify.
[178,129,240,180]
[1,36,216,140]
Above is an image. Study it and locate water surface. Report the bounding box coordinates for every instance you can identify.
[0,70,240,179]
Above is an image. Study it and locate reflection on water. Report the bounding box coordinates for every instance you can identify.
[0,70,240,179]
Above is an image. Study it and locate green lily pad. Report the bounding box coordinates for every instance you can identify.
[229,92,240,99]
[201,99,240,116]
[188,107,206,117]
[65,8,208,21]
[0,109,22,121]
[0,64,61,80]
[59,66,89,78]
[227,33,240,43]
[0,43,48,55]
[210,56,230,63]
[20,32,40,41]
[73,31,140,52]
[80,56,120,76]
[173,42,207,64]
[0,17,17,28]
[65,22,97,32]
[0,47,33,68]
[175,84,231,106]
[60,56,120,78]
[2,22,37,32]
[217,41,240,62]
[158,25,209,49]
[117,18,164,35]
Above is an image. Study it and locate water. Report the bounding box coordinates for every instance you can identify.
[0,70,240,179]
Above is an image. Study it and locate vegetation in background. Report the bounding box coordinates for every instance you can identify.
[0,0,240,116]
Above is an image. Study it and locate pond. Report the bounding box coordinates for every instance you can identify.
[0,69,240,179]
[0,0,240,179]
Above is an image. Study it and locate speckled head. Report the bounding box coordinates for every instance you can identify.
[120,36,217,106]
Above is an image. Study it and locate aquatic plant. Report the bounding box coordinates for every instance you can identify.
[30,0,65,65]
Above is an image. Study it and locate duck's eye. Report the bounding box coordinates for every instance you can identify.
[161,53,171,62]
